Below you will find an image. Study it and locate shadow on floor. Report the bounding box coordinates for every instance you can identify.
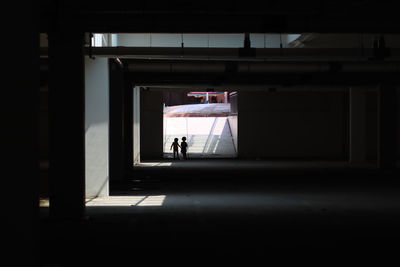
[39,161,400,262]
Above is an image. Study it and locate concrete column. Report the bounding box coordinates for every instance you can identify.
[4,3,38,263]
[48,28,85,218]
[124,78,133,170]
[109,60,125,184]
[377,83,398,170]
[133,86,141,164]
[140,89,163,160]
[349,87,367,164]
[85,57,109,198]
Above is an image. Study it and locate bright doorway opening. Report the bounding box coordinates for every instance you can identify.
[163,90,238,159]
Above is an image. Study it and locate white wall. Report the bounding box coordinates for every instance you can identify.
[228,115,238,153]
[85,57,109,198]
[250,34,300,48]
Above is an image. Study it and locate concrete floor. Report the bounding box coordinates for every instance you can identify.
[39,160,400,262]
[135,159,376,170]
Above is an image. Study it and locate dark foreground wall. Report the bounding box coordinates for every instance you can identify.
[238,91,348,159]
[140,90,163,160]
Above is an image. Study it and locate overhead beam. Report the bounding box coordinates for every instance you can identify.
[125,61,400,73]
[40,47,400,62]
[127,72,400,87]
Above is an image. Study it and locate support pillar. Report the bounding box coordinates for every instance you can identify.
[124,77,133,171]
[133,86,141,164]
[109,60,125,185]
[48,28,85,218]
[349,87,367,164]
[4,2,38,263]
[377,83,398,170]
[85,57,109,198]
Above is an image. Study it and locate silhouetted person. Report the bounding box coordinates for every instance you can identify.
[170,137,181,159]
[181,137,188,159]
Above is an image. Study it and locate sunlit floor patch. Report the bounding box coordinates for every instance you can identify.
[135,162,173,167]
[136,195,166,206]
[85,196,166,207]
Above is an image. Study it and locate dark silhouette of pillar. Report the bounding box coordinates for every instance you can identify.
[48,26,85,219]
[109,59,125,187]
[124,76,134,172]
[4,2,39,264]
[377,83,398,171]
[349,87,366,164]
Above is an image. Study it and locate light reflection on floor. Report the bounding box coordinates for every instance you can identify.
[85,195,166,207]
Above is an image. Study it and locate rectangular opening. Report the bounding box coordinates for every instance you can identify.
[163,90,238,159]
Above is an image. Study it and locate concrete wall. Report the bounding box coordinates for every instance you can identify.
[85,57,109,197]
[140,89,163,160]
[238,91,347,159]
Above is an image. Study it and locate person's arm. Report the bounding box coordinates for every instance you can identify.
[170,143,173,150]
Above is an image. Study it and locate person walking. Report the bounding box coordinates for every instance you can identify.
[170,138,181,159]
[180,137,188,159]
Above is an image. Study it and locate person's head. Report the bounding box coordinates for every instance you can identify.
[174,138,178,142]
[182,137,186,141]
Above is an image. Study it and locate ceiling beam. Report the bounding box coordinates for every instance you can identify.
[40,47,400,62]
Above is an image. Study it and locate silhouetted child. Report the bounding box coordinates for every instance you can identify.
[181,137,188,159]
[170,138,181,159]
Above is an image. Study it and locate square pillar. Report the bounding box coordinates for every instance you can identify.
[109,60,125,184]
[48,29,85,218]
[85,57,109,198]
[124,77,134,171]
[140,89,163,160]
[349,87,367,164]
[377,83,398,170]
[133,86,141,164]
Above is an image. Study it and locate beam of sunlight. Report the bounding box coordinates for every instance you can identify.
[85,196,166,207]
[138,162,173,167]
[136,195,166,206]
[86,196,146,206]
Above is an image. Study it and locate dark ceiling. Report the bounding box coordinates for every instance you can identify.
[39,0,400,33]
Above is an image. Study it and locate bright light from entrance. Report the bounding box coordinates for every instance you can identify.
[163,90,238,159]
[85,196,166,207]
